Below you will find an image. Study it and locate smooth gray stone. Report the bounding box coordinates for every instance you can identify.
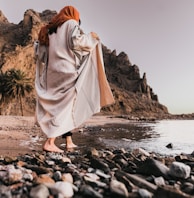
[30,184,50,198]
[48,181,74,197]
[80,185,103,198]
[116,170,157,193]
[110,179,129,198]
[169,161,191,179]
[53,170,62,181]
[137,158,169,178]
[154,176,166,186]
[138,188,153,198]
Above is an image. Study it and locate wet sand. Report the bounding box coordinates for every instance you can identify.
[0,115,132,157]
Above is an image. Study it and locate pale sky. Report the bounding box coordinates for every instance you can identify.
[1,0,194,114]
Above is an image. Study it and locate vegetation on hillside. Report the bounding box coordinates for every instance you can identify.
[0,68,33,115]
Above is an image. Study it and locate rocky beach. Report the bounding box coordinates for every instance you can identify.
[0,115,194,197]
[1,8,194,198]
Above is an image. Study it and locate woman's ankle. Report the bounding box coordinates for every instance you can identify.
[66,136,77,148]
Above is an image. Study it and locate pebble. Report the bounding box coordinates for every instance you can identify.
[49,181,74,197]
[80,184,103,198]
[137,158,169,178]
[153,176,166,186]
[166,143,173,149]
[138,188,153,198]
[53,170,62,181]
[61,173,73,183]
[110,179,129,197]
[169,161,191,179]
[0,147,193,197]
[30,184,50,198]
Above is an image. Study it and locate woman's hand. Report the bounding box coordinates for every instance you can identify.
[91,32,99,40]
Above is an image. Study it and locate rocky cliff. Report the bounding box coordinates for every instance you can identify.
[0,9,169,118]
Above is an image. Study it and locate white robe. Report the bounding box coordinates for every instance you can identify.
[35,19,114,138]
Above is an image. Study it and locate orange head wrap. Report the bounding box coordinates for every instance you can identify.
[38,6,80,46]
[59,6,80,23]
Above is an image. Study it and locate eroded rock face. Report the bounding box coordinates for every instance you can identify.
[0,10,8,23]
[0,9,56,56]
[102,46,158,101]
[0,9,169,117]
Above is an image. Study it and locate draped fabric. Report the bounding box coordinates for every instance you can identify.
[35,19,114,138]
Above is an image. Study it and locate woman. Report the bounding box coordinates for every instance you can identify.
[35,6,114,153]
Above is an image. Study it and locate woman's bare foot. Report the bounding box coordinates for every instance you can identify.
[66,142,77,149]
[43,144,64,153]
[43,138,64,153]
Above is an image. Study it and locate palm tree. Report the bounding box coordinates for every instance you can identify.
[0,69,33,116]
[0,70,13,114]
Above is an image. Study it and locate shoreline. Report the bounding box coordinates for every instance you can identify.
[0,115,194,197]
[0,115,193,157]
[0,115,134,157]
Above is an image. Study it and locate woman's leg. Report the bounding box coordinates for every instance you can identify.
[62,132,77,149]
[43,137,64,153]
[66,135,77,149]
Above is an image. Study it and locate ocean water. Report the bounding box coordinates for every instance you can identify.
[145,119,194,155]
[92,120,194,156]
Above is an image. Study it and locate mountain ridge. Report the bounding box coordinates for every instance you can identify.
[0,9,172,119]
